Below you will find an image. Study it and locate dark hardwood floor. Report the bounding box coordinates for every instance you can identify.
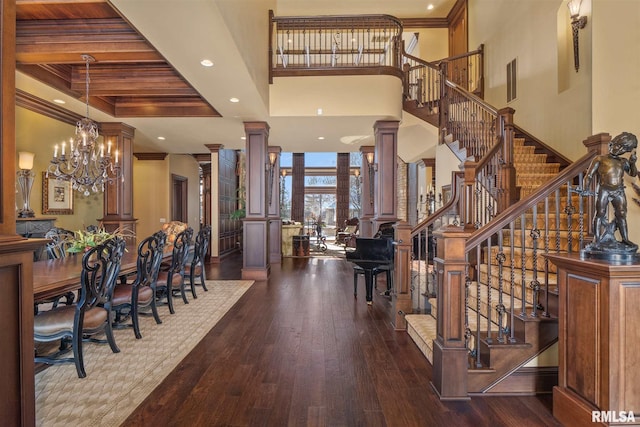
[122,254,561,427]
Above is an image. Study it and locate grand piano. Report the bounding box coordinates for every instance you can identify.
[345,222,395,305]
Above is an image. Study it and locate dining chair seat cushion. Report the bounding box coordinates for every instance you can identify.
[112,284,154,306]
[156,271,183,285]
[34,305,107,335]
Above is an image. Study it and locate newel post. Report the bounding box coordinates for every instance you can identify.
[461,161,478,232]
[392,221,412,330]
[498,107,517,210]
[431,225,471,400]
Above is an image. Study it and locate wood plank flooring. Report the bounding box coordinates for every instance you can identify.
[122,254,561,427]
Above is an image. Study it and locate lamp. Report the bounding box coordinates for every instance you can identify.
[353,168,361,186]
[17,151,35,218]
[266,151,278,205]
[568,0,587,72]
[48,54,121,196]
[365,151,376,205]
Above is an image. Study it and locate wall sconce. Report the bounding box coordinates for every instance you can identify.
[266,151,278,206]
[568,0,587,72]
[17,151,35,218]
[353,168,361,186]
[365,151,376,205]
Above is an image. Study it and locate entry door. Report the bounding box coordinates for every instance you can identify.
[172,174,188,222]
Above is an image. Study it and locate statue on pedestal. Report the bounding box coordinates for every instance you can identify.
[582,132,639,260]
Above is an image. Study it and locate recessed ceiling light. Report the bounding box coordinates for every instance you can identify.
[53,99,66,104]
[318,136,325,140]
[229,97,240,103]
[427,4,435,10]
[157,136,166,140]
[200,59,214,67]
[317,108,323,115]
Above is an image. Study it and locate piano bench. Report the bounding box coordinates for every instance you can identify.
[352,265,392,297]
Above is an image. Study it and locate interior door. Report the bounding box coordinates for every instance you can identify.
[172,174,188,222]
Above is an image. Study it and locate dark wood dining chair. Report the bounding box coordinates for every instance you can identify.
[112,231,167,339]
[156,227,193,314]
[184,225,211,298]
[34,237,126,378]
[34,227,77,315]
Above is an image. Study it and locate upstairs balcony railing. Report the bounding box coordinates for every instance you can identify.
[270,12,404,81]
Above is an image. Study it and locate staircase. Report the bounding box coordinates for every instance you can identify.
[405,130,594,395]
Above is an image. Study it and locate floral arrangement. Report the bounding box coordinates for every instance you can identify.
[66,226,135,253]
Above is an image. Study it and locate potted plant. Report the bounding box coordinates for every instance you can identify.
[66,226,135,253]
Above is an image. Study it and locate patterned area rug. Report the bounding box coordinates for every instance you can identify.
[35,280,254,427]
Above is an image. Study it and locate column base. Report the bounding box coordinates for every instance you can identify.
[241,266,270,281]
[431,339,470,401]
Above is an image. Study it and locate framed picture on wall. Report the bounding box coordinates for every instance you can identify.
[42,172,74,215]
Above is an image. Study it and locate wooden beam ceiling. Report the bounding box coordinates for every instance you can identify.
[15,0,220,118]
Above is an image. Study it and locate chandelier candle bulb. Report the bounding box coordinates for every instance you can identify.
[107,140,111,154]
[54,145,58,158]
[61,142,65,156]
[100,144,104,157]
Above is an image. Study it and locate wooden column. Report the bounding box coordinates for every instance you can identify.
[242,122,270,280]
[205,144,223,263]
[547,253,640,427]
[336,153,350,228]
[0,1,38,424]
[372,120,399,232]
[268,146,282,264]
[291,153,305,223]
[431,225,471,401]
[498,107,517,210]
[392,222,412,330]
[359,145,374,238]
[98,123,137,236]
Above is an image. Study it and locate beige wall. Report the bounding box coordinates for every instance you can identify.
[15,107,104,232]
[591,0,640,245]
[469,0,592,160]
[133,157,170,239]
[405,27,449,62]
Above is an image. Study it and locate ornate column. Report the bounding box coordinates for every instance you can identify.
[372,120,399,233]
[359,145,374,238]
[242,121,270,280]
[268,146,282,264]
[98,122,137,236]
[205,144,223,263]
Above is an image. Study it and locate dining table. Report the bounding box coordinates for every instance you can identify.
[32,242,175,303]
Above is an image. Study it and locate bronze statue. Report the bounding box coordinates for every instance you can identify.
[583,132,638,258]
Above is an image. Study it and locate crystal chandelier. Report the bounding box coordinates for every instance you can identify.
[48,54,121,196]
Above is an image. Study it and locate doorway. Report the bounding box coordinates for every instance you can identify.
[172,174,188,222]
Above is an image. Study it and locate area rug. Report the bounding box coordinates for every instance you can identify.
[34,280,254,427]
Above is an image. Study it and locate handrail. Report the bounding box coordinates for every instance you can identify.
[411,171,463,237]
[465,151,595,250]
[432,44,484,65]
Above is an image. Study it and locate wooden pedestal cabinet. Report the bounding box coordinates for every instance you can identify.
[546,254,640,427]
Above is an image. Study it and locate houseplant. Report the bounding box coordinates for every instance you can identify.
[66,226,135,253]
